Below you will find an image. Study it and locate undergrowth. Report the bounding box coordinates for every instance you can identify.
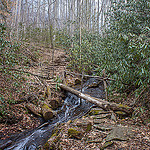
[56,0,150,109]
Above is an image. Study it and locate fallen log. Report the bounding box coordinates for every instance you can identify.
[41,104,56,121]
[26,103,42,117]
[59,84,133,115]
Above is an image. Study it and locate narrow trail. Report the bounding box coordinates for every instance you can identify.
[27,44,68,80]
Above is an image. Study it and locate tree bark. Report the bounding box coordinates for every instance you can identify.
[59,83,133,115]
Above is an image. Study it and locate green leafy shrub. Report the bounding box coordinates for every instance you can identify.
[57,0,150,107]
[101,0,150,93]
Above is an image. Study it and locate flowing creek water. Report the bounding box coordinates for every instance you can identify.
[3,78,105,150]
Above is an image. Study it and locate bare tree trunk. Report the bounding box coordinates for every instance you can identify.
[97,0,100,32]
[16,0,22,40]
[79,0,82,68]
[37,0,41,28]
[71,0,75,36]
[47,0,54,49]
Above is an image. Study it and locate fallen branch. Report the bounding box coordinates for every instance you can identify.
[65,71,115,81]
[59,84,133,115]
[26,103,42,117]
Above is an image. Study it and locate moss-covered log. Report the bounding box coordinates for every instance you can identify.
[68,128,84,139]
[41,104,55,121]
[59,83,133,115]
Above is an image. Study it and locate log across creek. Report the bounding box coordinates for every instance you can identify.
[59,83,133,115]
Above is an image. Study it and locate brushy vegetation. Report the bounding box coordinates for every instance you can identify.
[57,0,150,107]
[0,23,30,122]
[0,0,149,121]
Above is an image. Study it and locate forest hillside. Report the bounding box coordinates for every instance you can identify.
[0,0,150,149]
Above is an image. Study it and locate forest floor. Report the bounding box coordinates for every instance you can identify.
[0,42,67,140]
[0,43,150,149]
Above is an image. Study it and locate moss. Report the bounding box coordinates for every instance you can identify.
[89,109,103,115]
[68,128,79,136]
[53,135,61,143]
[51,133,57,138]
[68,128,83,140]
[115,111,127,119]
[86,124,92,132]
[51,127,59,138]
[115,111,126,115]
[42,104,51,109]
[118,104,130,109]
[43,142,50,149]
[75,78,81,85]
[100,141,114,150]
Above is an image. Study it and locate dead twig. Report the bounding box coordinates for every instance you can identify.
[65,71,115,81]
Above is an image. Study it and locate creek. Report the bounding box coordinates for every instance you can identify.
[3,78,105,150]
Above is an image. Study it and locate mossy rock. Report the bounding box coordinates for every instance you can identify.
[93,114,111,119]
[118,104,130,109]
[76,119,92,132]
[75,78,81,85]
[115,111,127,118]
[93,125,112,131]
[43,133,61,150]
[68,128,84,140]
[51,126,61,138]
[86,123,92,132]
[93,119,105,124]
[100,141,114,150]
[89,109,104,115]
[43,142,56,150]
